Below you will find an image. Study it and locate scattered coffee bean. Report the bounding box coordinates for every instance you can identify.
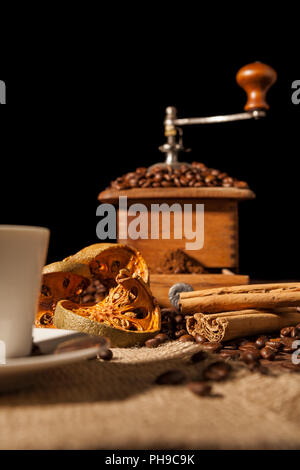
[260,347,276,361]
[175,329,188,338]
[98,349,113,361]
[280,327,293,337]
[238,338,251,346]
[220,349,240,360]
[201,342,223,353]
[179,334,195,342]
[291,326,300,338]
[154,333,169,343]
[265,339,282,351]
[241,349,261,364]
[195,334,207,344]
[188,381,212,396]
[145,338,161,348]
[190,351,207,363]
[255,336,268,349]
[155,369,186,385]
[203,361,231,381]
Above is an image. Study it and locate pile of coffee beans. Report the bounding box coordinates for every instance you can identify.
[155,307,192,342]
[109,162,249,190]
[143,308,193,347]
[147,308,300,374]
[191,326,300,374]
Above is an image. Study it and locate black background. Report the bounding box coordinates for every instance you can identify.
[0,46,299,280]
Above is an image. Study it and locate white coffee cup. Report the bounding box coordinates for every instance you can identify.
[0,225,49,358]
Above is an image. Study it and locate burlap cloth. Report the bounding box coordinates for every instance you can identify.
[1,341,300,450]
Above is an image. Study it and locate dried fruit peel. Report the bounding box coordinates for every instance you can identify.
[63,243,149,286]
[43,260,91,278]
[54,269,160,347]
[36,244,157,347]
[36,243,149,328]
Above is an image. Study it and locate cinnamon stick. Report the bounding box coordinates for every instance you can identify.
[180,283,300,315]
[186,308,300,342]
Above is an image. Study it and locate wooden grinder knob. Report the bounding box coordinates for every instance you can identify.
[236,62,277,111]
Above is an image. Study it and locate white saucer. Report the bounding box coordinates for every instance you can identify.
[0,328,103,393]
